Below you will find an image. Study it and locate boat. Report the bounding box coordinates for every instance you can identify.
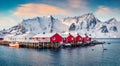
[62,43,71,47]
[9,42,19,48]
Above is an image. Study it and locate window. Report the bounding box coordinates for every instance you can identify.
[71,38,73,40]
[53,37,56,40]
[25,37,27,40]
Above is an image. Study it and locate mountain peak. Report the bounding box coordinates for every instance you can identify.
[22,17,40,22]
[109,18,117,22]
[87,13,94,16]
[106,18,117,23]
[43,15,53,18]
[82,13,94,16]
[81,13,96,19]
[1,13,120,38]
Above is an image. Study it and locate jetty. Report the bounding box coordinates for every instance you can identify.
[0,33,105,49]
[0,40,104,49]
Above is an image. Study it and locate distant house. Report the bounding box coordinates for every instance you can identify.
[4,33,35,42]
[74,34,83,43]
[50,33,63,43]
[63,33,74,43]
[4,34,15,41]
[33,33,55,42]
[83,35,91,43]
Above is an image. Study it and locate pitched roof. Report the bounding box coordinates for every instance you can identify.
[33,33,55,37]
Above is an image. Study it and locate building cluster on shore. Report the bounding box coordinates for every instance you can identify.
[3,32,91,43]
[0,32,93,48]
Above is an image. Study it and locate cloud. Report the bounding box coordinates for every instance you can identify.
[67,0,88,9]
[95,6,119,15]
[95,6,120,21]
[0,17,15,24]
[0,17,19,30]
[14,3,69,17]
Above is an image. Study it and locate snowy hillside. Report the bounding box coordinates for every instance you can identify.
[60,13,101,31]
[21,16,68,34]
[0,13,120,38]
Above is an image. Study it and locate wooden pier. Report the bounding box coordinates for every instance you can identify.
[0,40,105,49]
[0,41,61,49]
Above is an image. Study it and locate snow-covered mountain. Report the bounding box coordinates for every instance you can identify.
[0,13,120,38]
[60,13,101,31]
[20,16,68,33]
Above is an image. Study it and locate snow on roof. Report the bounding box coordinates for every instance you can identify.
[60,31,80,37]
[4,34,15,37]
[3,33,36,38]
[72,33,83,37]
[59,33,69,38]
[33,33,55,37]
[59,32,84,38]
[70,33,77,37]
[16,33,35,37]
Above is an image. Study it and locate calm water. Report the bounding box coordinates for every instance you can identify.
[0,38,120,66]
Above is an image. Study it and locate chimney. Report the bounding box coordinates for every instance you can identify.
[69,33,71,35]
[43,32,45,34]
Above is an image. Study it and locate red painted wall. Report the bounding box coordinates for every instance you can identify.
[65,34,74,43]
[83,36,91,42]
[75,35,83,42]
[50,33,63,43]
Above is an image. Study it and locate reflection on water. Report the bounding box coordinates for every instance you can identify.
[0,38,120,66]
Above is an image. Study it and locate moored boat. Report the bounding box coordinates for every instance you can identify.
[9,42,19,48]
[62,43,72,47]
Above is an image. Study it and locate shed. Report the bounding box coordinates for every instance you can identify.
[64,33,74,43]
[83,36,91,42]
[50,33,63,43]
[74,34,83,42]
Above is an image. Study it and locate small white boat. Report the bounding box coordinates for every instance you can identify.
[63,43,71,47]
[9,42,19,48]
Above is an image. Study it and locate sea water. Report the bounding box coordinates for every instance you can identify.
[0,38,120,66]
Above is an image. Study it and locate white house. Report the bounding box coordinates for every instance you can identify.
[32,33,55,42]
[4,33,36,42]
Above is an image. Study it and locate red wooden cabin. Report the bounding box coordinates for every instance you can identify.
[75,34,83,43]
[83,36,91,42]
[64,34,74,43]
[50,33,63,43]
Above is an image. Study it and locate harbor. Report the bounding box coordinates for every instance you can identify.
[0,40,104,49]
[0,33,105,49]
